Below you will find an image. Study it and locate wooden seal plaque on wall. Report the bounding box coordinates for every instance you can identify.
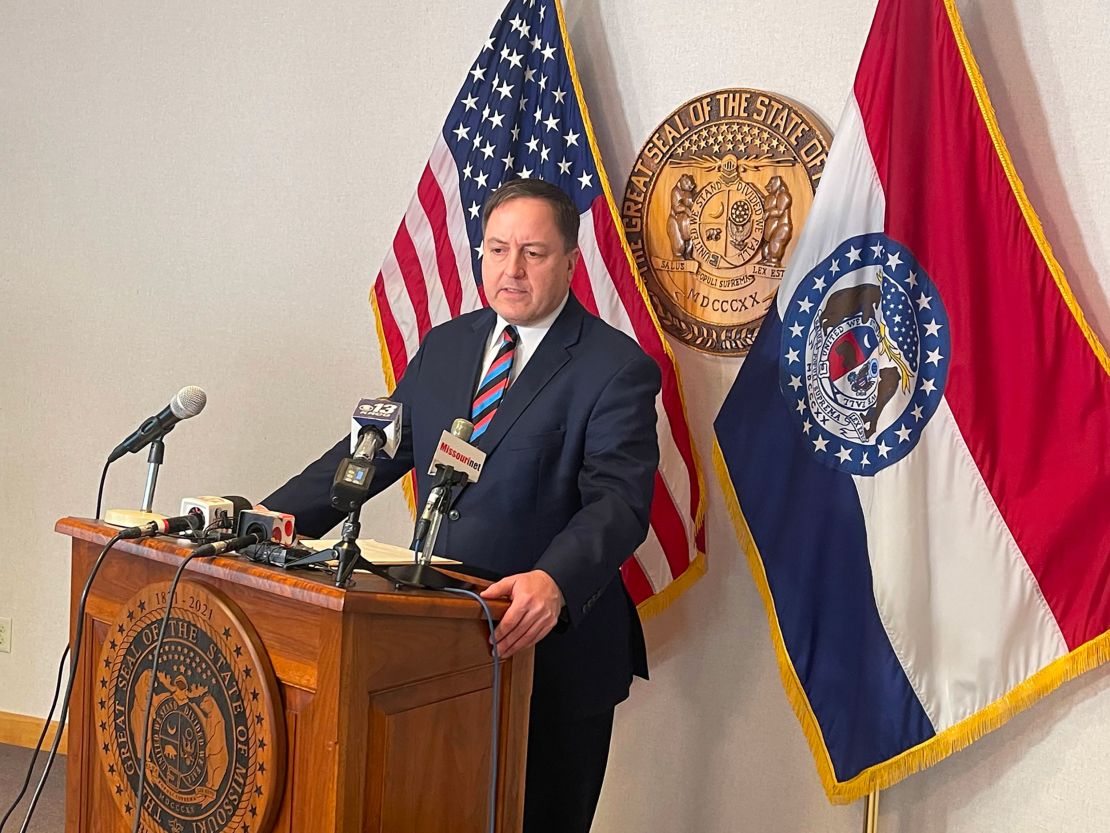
[95,580,285,832]
[622,89,832,355]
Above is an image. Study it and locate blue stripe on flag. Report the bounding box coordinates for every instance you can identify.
[715,312,936,780]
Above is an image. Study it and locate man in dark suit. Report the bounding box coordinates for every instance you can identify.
[265,179,660,833]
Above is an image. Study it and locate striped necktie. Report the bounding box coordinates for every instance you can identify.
[471,325,519,441]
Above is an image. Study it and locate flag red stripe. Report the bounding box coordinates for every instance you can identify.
[392,222,434,339]
[373,275,408,382]
[571,259,600,315]
[620,555,656,606]
[417,166,464,318]
[650,473,695,580]
[591,203,703,524]
[856,0,1110,648]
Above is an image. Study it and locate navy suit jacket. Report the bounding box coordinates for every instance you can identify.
[265,294,660,717]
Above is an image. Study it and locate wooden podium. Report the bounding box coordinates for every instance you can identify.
[57,518,533,833]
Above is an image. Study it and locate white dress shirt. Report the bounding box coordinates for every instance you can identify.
[477,292,569,386]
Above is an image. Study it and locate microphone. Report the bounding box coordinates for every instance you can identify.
[330,398,403,513]
[349,398,403,460]
[411,418,481,551]
[192,532,263,558]
[118,513,204,540]
[180,495,252,531]
[107,386,207,464]
[236,509,296,546]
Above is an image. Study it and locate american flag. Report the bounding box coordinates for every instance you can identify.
[370,0,706,613]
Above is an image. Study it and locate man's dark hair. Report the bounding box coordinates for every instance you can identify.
[481,179,580,252]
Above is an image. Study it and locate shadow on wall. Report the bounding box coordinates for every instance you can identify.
[883,662,1110,833]
[565,0,638,198]
[961,0,1110,345]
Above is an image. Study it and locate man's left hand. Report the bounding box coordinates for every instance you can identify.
[479,570,563,658]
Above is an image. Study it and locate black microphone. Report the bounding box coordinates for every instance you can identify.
[107,386,207,464]
[330,398,404,513]
[192,532,263,558]
[411,418,475,551]
[118,514,204,540]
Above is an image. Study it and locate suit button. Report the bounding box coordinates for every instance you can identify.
[448,510,460,521]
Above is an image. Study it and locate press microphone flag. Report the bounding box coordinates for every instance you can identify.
[349,398,402,459]
[411,418,483,554]
[107,386,207,463]
[428,419,485,484]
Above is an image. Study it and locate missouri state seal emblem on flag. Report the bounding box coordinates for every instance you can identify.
[781,233,951,474]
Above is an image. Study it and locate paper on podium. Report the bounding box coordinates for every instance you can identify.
[299,539,458,566]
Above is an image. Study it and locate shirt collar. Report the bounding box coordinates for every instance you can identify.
[494,292,569,342]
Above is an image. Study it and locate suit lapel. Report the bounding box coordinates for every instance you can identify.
[476,294,585,457]
[444,309,497,427]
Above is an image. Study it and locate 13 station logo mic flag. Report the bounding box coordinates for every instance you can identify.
[714,0,1110,803]
[368,0,706,615]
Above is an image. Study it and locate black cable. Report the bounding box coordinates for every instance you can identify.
[442,587,501,833]
[0,645,70,833]
[94,459,111,520]
[17,532,125,833]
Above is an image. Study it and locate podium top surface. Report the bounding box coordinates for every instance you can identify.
[56,517,508,620]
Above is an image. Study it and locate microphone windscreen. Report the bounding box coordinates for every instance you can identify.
[171,385,207,419]
[450,418,474,442]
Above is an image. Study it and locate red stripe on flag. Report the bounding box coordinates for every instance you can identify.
[393,222,434,339]
[591,202,703,524]
[855,0,1110,648]
[650,473,694,580]
[620,556,656,607]
[571,259,600,316]
[373,275,408,383]
[417,165,463,318]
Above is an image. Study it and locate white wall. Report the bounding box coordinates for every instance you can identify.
[1,1,1107,830]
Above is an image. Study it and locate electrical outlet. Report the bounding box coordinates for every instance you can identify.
[0,617,11,653]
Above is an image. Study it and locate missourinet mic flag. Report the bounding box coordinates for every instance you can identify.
[713,0,1110,803]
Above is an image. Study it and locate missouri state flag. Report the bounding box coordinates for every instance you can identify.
[713,0,1110,802]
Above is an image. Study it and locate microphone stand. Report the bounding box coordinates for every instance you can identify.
[281,508,383,587]
[386,479,471,591]
[332,511,380,587]
[281,451,392,587]
[140,438,165,513]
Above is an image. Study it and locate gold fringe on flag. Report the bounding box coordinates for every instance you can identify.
[713,438,1110,803]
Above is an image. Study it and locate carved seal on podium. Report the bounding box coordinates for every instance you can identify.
[95,580,284,833]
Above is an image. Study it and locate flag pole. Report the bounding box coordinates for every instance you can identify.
[862,789,880,833]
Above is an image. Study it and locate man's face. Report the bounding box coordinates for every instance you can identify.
[482,197,579,326]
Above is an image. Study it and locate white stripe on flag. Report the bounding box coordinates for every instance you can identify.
[777,96,884,318]
[379,246,421,360]
[636,525,670,594]
[429,136,484,313]
[853,399,1068,730]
